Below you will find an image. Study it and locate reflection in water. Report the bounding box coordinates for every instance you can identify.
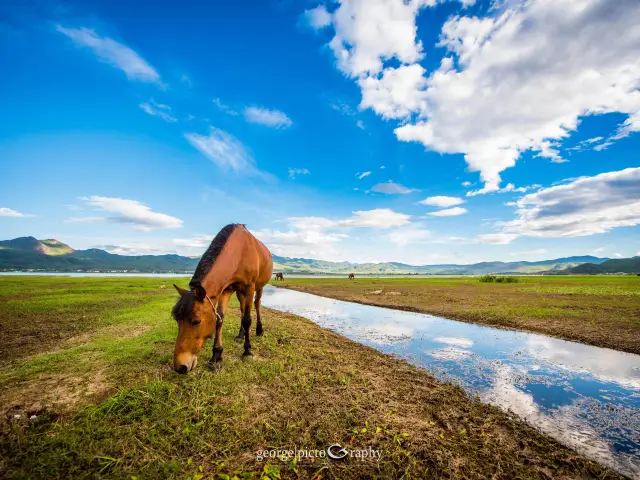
[262,286,640,478]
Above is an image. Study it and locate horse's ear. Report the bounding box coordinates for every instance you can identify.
[193,285,206,302]
[173,284,188,296]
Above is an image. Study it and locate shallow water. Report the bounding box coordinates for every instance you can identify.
[262,286,640,478]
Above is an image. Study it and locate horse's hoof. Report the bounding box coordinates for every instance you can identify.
[234,336,244,343]
[242,350,253,358]
[256,330,264,337]
[207,361,219,371]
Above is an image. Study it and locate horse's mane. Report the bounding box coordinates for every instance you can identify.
[189,223,244,288]
[172,223,243,321]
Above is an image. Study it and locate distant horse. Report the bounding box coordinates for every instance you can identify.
[348,273,355,280]
[171,224,273,374]
[275,272,284,281]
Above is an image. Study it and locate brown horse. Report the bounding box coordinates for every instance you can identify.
[275,272,284,281]
[171,224,273,374]
[348,273,355,280]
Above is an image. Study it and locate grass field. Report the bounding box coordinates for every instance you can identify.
[278,275,640,354]
[0,276,624,479]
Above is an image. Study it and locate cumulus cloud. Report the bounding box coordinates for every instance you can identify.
[185,127,265,176]
[311,0,640,193]
[243,107,292,129]
[499,168,640,238]
[370,180,415,194]
[359,64,427,119]
[476,233,519,245]
[254,208,410,259]
[56,25,161,84]
[288,168,310,179]
[327,0,427,78]
[385,226,431,247]
[68,196,183,231]
[419,196,464,207]
[304,5,332,30]
[139,100,177,123]
[428,207,467,217]
[398,0,640,191]
[0,207,31,217]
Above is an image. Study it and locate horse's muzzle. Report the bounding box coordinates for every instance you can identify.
[174,355,197,374]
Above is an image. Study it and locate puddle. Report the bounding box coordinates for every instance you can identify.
[262,286,640,478]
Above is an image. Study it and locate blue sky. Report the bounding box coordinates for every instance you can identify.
[1,0,639,264]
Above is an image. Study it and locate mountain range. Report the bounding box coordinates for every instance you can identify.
[0,236,634,275]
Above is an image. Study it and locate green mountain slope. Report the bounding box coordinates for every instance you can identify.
[565,257,640,274]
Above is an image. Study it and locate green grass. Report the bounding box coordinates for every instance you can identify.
[0,276,624,479]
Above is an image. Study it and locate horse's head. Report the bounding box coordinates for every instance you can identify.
[171,284,216,374]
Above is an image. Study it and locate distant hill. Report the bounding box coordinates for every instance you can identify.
[0,236,618,275]
[0,237,199,273]
[563,257,640,274]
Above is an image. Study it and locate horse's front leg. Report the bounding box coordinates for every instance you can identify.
[209,289,232,370]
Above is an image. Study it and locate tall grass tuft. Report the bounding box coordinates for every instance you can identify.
[479,275,519,283]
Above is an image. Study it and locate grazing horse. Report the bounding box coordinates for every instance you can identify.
[171,224,273,374]
[348,273,355,280]
[275,272,284,281]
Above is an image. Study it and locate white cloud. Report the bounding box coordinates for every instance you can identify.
[139,101,177,123]
[291,208,411,230]
[428,206,467,217]
[357,171,371,179]
[69,196,183,231]
[312,1,640,193]
[213,97,239,116]
[461,181,472,187]
[508,249,548,257]
[304,5,332,30]
[185,127,264,176]
[288,168,310,179]
[254,208,410,259]
[56,25,161,84]
[613,253,623,258]
[95,243,173,255]
[328,0,427,78]
[386,226,431,246]
[395,0,640,191]
[419,196,464,207]
[0,207,30,217]
[356,120,365,130]
[476,233,519,245]
[467,183,541,197]
[173,234,212,249]
[370,180,415,194]
[499,168,640,238]
[253,227,348,259]
[591,247,606,254]
[359,63,427,119]
[243,106,292,129]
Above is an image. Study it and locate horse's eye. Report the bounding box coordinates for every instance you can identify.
[191,319,201,327]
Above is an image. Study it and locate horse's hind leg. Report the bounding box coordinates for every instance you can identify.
[241,285,255,357]
[234,289,246,343]
[255,288,264,336]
